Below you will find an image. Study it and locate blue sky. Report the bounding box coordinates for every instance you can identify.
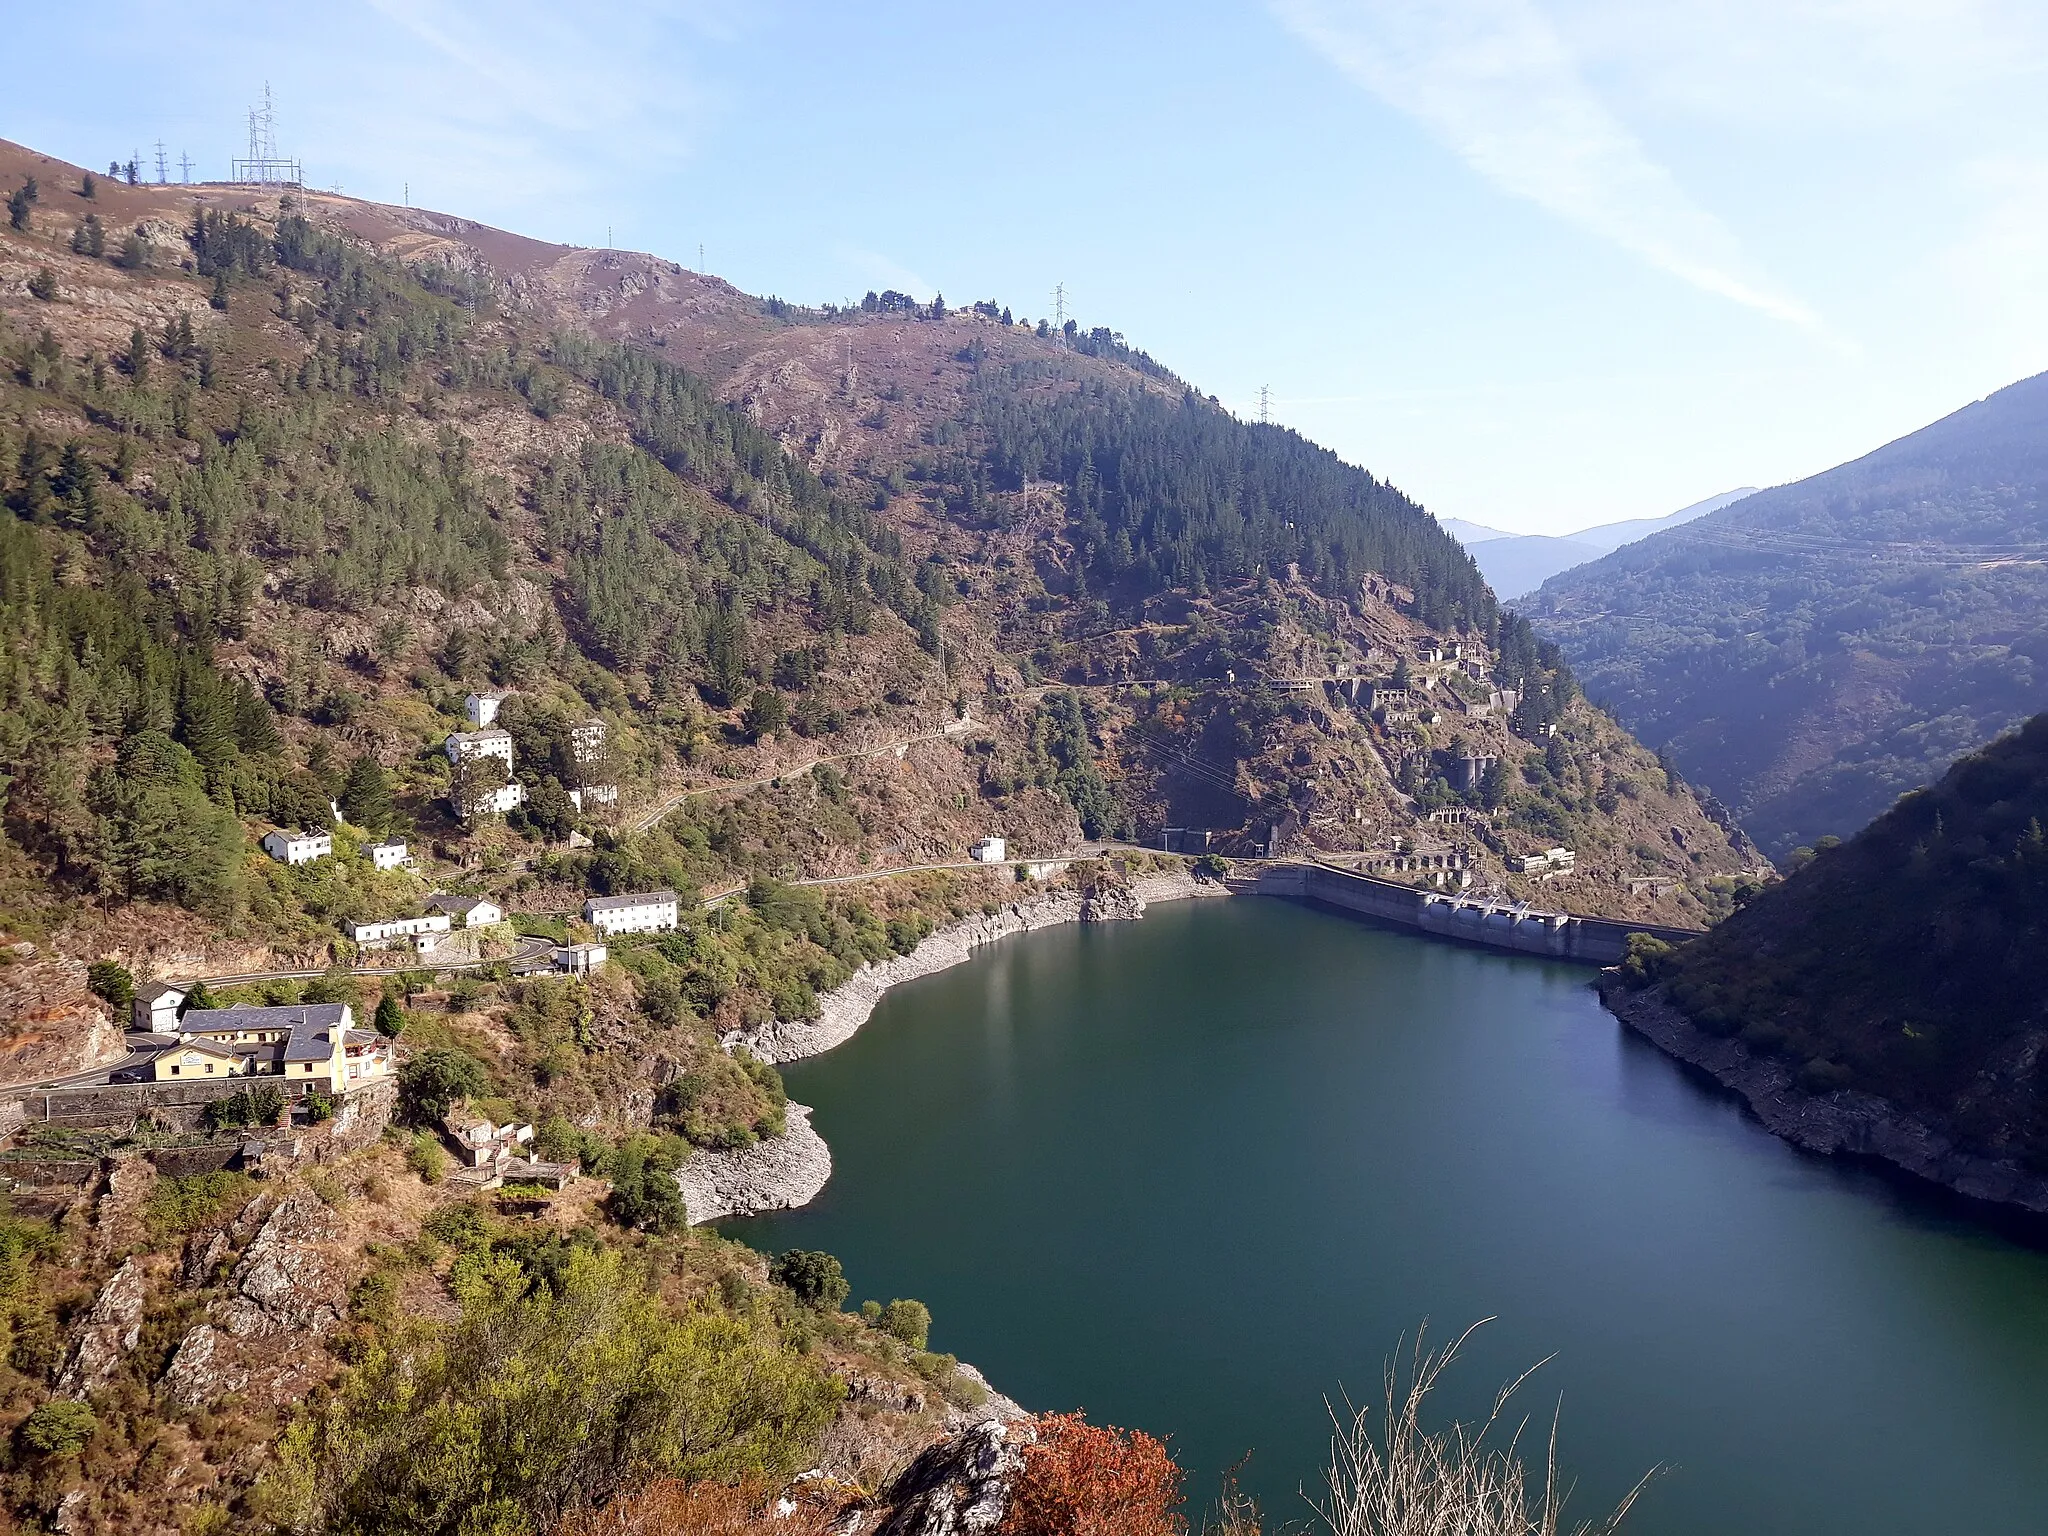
[9,1,2046,535]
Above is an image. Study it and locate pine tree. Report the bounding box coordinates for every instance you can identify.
[339,753,394,833]
[231,682,282,754]
[373,992,405,1038]
[210,270,230,310]
[176,670,238,778]
[126,327,150,386]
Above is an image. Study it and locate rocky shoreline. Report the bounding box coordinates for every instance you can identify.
[1602,981,2048,1215]
[730,870,1220,1067]
[686,871,1221,1220]
[679,1102,832,1226]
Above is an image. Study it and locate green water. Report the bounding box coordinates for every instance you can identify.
[724,898,2048,1534]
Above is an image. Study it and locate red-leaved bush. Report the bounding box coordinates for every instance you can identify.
[1002,1411,1187,1536]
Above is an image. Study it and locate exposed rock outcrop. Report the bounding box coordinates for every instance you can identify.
[678,1102,832,1225]
[874,1418,1034,1536]
[91,1156,158,1260]
[0,956,124,1089]
[161,1191,350,1404]
[1605,981,2048,1213]
[58,1258,148,1396]
[223,1193,347,1337]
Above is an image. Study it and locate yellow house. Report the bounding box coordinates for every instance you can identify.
[159,1003,394,1094]
[151,1038,243,1081]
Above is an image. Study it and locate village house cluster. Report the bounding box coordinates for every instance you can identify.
[123,988,393,1093]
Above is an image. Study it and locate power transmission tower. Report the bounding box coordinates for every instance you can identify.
[1053,282,1068,333]
[154,141,168,183]
[233,82,301,187]
[403,181,409,207]
[1258,385,1271,425]
[178,151,193,184]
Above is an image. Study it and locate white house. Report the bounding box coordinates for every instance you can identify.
[445,726,515,770]
[970,836,1007,863]
[427,893,503,928]
[131,981,186,1034]
[570,716,607,764]
[555,942,608,976]
[261,828,333,865]
[446,727,524,817]
[569,717,619,806]
[349,913,452,949]
[583,890,679,936]
[366,840,411,871]
[465,691,509,728]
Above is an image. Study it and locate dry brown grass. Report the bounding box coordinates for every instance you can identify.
[1315,1323,1652,1536]
[551,1478,840,1536]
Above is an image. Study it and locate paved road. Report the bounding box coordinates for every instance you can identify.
[628,715,980,835]
[190,934,558,989]
[698,842,1156,907]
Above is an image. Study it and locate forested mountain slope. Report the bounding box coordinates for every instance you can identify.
[1621,712,2048,1176]
[0,133,1761,1534]
[0,133,1751,967]
[1524,375,2048,857]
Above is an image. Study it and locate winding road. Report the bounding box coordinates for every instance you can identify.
[628,713,980,835]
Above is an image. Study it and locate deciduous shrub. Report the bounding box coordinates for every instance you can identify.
[606,1135,689,1233]
[555,1476,834,1535]
[18,1399,95,1458]
[408,1131,449,1185]
[769,1250,848,1313]
[880,1298,931,1350]
[1005,1411,1186,1536]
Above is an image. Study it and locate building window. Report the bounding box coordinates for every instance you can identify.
[169,1065,180,1076]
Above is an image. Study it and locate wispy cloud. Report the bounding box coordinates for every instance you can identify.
[832,244,937,302]
[275,0,751,235]
[1270,0,1821,329]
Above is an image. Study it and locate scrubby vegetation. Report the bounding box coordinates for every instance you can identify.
[268,1245,841,1535]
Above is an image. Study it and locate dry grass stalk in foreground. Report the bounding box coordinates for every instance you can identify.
[1316,1323,1653,1536]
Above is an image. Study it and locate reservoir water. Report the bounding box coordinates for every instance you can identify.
[724,897,2048,1534]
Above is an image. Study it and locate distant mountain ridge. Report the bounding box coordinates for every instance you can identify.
[1439,489,1758,599]
[1525,372,2048,856]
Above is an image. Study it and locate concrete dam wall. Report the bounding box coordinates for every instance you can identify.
[1242,863,1701,966]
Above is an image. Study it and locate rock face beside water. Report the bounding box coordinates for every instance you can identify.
[678,1102,831,1225]
[1604,982,2048,1214]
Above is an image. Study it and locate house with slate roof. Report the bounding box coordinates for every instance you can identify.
[141,1003,393,1093]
